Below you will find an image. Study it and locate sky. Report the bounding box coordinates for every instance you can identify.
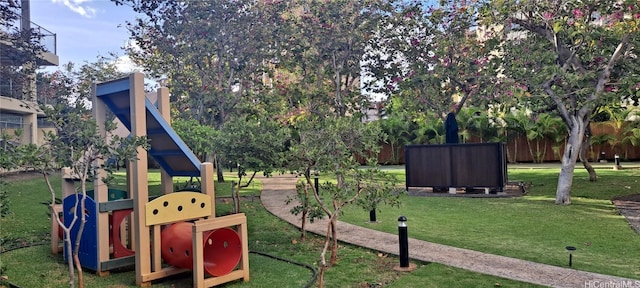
[29,0,140,71]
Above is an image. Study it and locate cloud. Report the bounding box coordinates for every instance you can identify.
[113,40,143,73]
[52,0,97,18]
[113,55,141,73]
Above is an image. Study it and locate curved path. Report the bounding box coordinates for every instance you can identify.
[259,174,639,288]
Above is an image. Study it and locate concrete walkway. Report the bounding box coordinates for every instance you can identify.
[259,174,639,288]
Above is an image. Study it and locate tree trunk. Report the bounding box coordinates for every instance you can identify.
[579,140,596,182]
[329,218,338,266]
[234,185,241,213]
[513,135,519,163]
[318,217,332,287]
[390,143,398,164]
[556,119,586,205]
[580,123,597,181]
[526,139,536,163]
[300,176,311,241]
[214,154,225,183]
[65,232,75,288]
[318,264,327,288]
[232,179,241,214]
[74,254,84,288]
[300,209,307,242]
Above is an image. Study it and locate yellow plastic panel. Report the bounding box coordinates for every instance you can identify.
[145,192,212,226]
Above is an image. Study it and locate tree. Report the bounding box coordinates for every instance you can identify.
[286,178,325,242]
[503,109,530,163]
[172,118,217,164]
[12,100,147,288]
[0,131,23,219]
[214,117,288,214]
[364,1,503,122]
[113,0,286,182]
[285,116,398,288]
[0,0,46,100]
[414,112,446,144]
[481,0,640,204]
[1,1,48,276]
[622,125,640,159]
[355,169,402,223]
[7,61,142,288]
[594,105,639,158]
[377,112,415,164]
[524,113,564,163]
[278,0,391,119]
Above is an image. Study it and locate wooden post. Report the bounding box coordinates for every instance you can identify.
[92,82,110,275]
[49,203,63,254]
[129,73,152,286]
[126,164,136,252]
[157,87,174,195]
[201,163,215,218]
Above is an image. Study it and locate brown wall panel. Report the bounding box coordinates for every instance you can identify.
[405,143,507,189]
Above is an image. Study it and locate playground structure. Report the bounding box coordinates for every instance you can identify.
[49,73,250,287]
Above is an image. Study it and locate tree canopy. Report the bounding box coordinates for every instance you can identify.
[479,0,640,203]
[113,0,640,206]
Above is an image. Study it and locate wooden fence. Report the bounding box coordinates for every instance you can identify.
[368,123,640,165]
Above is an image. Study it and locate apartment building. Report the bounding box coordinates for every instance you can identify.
[0,0,59,145]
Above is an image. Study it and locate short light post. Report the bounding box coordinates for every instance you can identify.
[393,216,416,271]
[566,246,576,267]
[614,154,621,170]
[369,209,377,223]
[398,216,409,267]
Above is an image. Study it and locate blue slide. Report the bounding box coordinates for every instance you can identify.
[95,76,201,177]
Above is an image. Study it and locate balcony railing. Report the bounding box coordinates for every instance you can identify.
[1,14,57,55]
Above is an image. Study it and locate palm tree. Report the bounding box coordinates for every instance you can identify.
[526,113,564,163]
[589,133,616,161]
[457,107,492,143]
[596,106,640,159]
[548,117,568,160]
[621,117,640,159]
[415,115,445,144]
[378,113,415,164]
[578,105,636,180]
[503,109,529,163]
[623,127,640,158]
[455,108,473,143]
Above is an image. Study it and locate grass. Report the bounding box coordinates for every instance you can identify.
[386,263,543,288]
[110,170,262,197]
[0,172,404,287]
[0,229,317,288]
[2,167,625,287]
[339,167,640,280]
[1,171,541,288]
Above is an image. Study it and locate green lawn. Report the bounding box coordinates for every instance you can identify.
[340,168,640,280]
[10,167,637,286]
